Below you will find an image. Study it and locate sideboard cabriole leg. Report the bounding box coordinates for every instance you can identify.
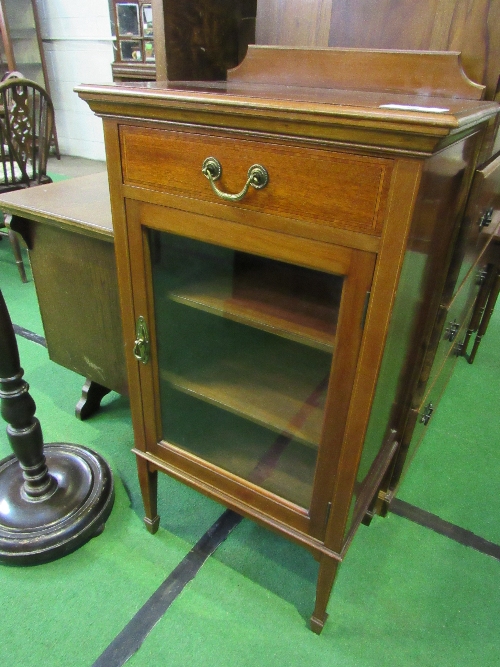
[310,554,340,634]
[136,455,160,534]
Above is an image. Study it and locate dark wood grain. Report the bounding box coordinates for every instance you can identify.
[160,0,256,80]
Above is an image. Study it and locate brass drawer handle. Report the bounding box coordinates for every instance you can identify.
[202,157,268,202]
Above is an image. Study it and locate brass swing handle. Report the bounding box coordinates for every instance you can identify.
[201,157,268,202]
[133,316,150,365]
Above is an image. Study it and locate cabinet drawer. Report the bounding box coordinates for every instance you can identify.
[120,125,391,236]
[427,264,484,389]
[403,327,463,478]
[454,154,500,289]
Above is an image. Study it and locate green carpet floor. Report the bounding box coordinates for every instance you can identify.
[0,235,499,667]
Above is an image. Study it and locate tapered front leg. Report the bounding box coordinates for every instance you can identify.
[310,554,340,634]
[136,456,160,533]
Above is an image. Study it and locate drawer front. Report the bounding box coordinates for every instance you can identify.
[454,154,500,290]
[427,264,484,390]
[402,330,463,479]
[120,125,391,236]
[477,114,500,166]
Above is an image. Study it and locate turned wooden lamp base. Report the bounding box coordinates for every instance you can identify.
[0,289,114,565]
[0,444,114,565]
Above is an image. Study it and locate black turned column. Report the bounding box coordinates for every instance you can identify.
[0,289,115,564]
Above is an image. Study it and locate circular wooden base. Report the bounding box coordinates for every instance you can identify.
[0,443,114,564]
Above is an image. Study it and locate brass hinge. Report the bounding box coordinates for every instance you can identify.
[324,501,332,529]
[444,319,460,342]
[361,291,371,330]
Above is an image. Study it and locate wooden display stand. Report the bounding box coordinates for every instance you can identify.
[77,45,499,631]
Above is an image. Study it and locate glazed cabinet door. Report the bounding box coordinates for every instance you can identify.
[125,198,376,543]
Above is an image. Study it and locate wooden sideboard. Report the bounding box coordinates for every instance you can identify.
[77,47,499,632]
[0,173,128,418]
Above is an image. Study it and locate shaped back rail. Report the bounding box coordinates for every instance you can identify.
[255,0,500,101]
[228,46,486,99]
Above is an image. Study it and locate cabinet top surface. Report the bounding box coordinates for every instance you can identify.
[77,78,497,128]
[76,47,499,155]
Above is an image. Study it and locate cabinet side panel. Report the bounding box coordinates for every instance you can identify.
[28,223,127,395]
[323,158,422,553]
[348,133,483,535]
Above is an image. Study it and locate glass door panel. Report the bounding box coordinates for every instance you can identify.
[117,3,140,36]
[150,231,344,509]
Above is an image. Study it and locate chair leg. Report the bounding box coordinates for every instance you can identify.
[8,228,28,283]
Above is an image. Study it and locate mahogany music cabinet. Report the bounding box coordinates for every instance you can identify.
[77,46,500,632]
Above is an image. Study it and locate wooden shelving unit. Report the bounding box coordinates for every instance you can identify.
[154,242,335,449]
[108,1,258,82]
[109,0,156,82]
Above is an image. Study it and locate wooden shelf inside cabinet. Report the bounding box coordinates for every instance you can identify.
[160,389,317,509]
[161,337,329,448]
[168,279,335,352]
[168,276,338,352]
[165,252,341,352]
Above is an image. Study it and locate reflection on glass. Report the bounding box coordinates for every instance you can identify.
[120,40,142,61]
[151,231,344,509]
[117,3,140,36]
[0,40,7,69]
[142,4,154,37]
[144,40,155,62]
